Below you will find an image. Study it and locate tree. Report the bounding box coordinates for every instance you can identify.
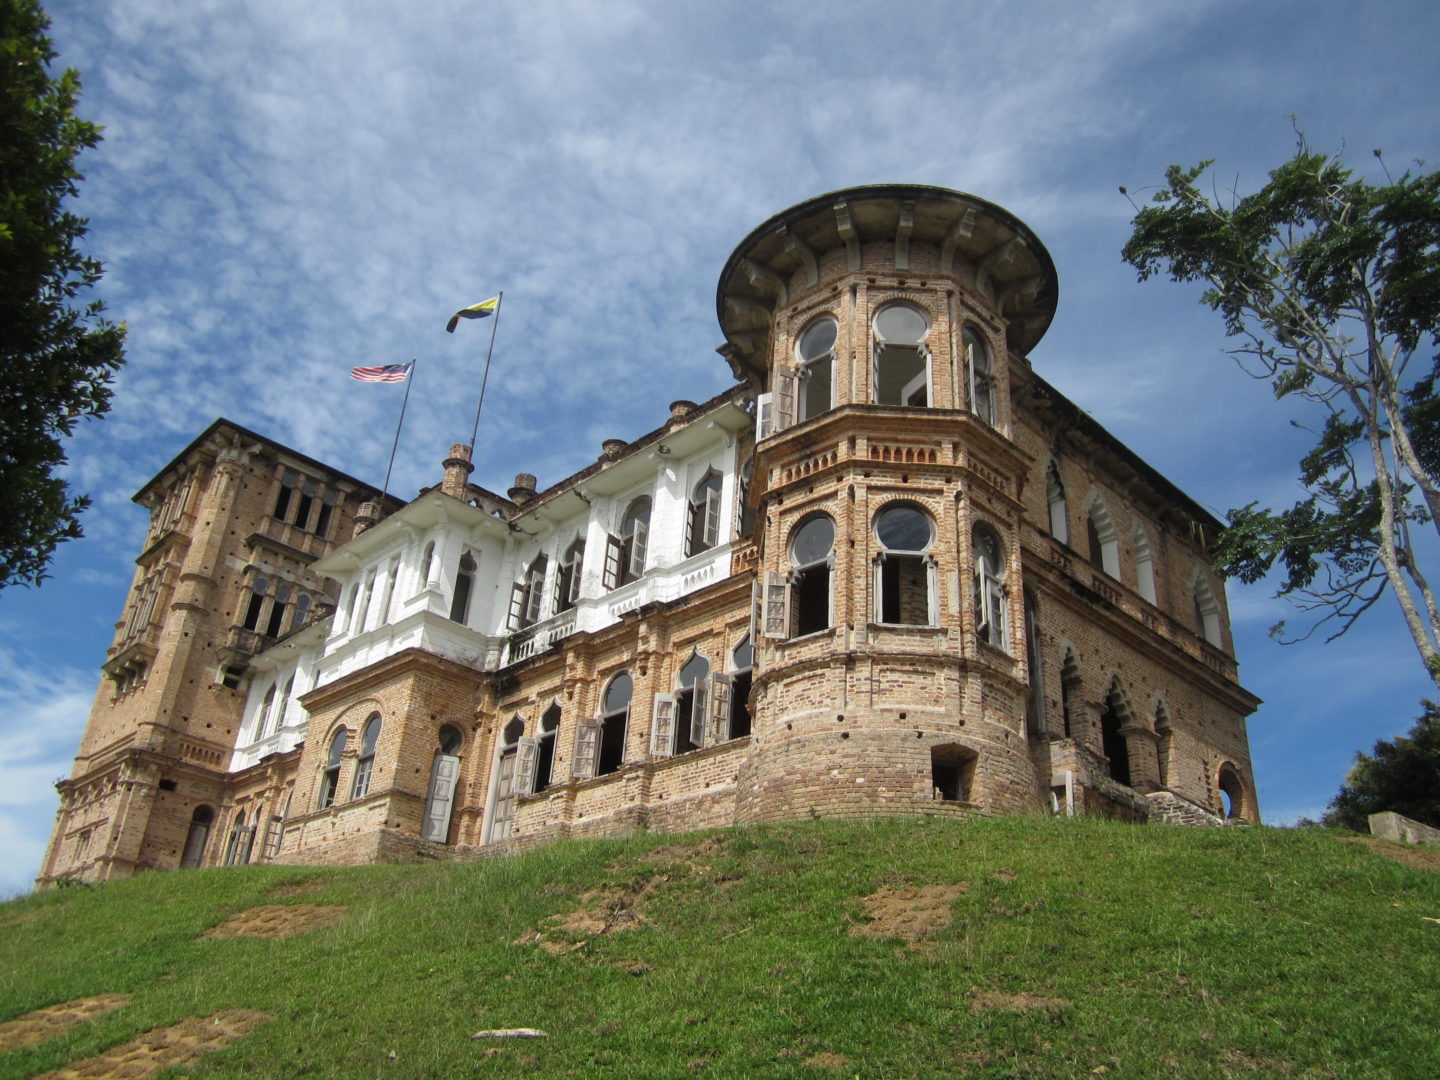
[1322,701,1440,831]
[1122,136,1440,686]
[0,0,125,591]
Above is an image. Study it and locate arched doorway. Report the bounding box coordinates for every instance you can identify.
[421,725,463,843]
[180,805,214,869]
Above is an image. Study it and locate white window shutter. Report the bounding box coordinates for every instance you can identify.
[710,672,732,745]
[507,581,526,631]
[524,570,545,624]
[515,736,538,796]
[749,580,760,645]
[691,681,709,747]
[757,392,774,440]
[630,519,649,578]
[568,554,584,604]
[703,487,722,549]
[762,571,790,639]
[775,369,796,431]
[650,694,676,758]
[573,718,601,780]
[927,554,940,626]
[603,534,623,590]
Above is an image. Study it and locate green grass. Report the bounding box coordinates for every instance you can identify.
[2,817,1438,1079]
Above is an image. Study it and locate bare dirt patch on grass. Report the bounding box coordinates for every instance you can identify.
[0,995,131,1051]
[516,881,657,953]
[968,989,1069,1018]
[803,1051,850,1069]
[32,1009,270,1079]
[200,904,345,939]
[1343,836,1440,873]
[849,882,968,941]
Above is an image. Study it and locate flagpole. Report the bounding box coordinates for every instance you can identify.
[381,360,416,504]
[469,290,504,450]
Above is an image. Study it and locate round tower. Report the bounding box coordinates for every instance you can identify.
[719,184,1060,822]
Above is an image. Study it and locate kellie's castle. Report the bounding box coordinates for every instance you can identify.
[41,185,1260,884]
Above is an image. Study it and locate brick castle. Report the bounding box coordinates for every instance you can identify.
[41,184,1260,883]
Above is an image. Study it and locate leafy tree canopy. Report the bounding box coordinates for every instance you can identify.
[1122,135,1440,685]
[1322,701,1440,830]
[0,0,125,590]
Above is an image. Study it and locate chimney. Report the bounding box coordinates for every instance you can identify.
[600,438,628,462]
[668,400,698,430]
[353,501,380,537]
[508,472,537,506]
[441,444,474,499]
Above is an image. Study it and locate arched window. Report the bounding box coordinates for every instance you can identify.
[598,673,631,777]
[674,653,711,754]
[972,523,1007,650]
[686,471,724,557]
[556,536,585,613]
[963,325,994,424]
[450,551,477,624]
[737,453,757,538]
[314,488,339,539]
[351,713,382,799]
[180,806,214,869]
[420,541,436,585]
[289,592,312,634]
[257,683,276,740]
[534,703,560,791]
[1046,461,1068,543]
[344,582,361,633]
[1086,498,1120,578]
[1154,699,1173,790]
[243,576,268,632]
[1024,589,1045,738]
[1100,678,1132,787]
[729,635,754,740]
[1193,573,1222,646]
[421,725,463,843]
[1060,647,1081,739]
[874,503,936,625]
[612,497,651,586]
[265,583,291,637]
[509,554,549,630]
[273,470,299,521]
[489,717,527,842]
[1217,762,1248,820]
[790,514,834,636]
[1134,526,1157,604]
[224,808,251,866]
[873,303,930,406]
[293,478,317,530]
[796,316,837,421]
[318,729,347,809]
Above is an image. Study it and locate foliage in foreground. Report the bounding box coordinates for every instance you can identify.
[0,0,126,591]
[1324,699,1440,831]
[2,816,1438,1080]
[1123,136,1440,685]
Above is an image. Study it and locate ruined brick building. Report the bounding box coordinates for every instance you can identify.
[41,184,1260,884]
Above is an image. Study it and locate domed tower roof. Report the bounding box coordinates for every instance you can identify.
[716,184,1058,381]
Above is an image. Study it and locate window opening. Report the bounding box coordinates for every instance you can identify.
[318,729,347,809]
[257,683,276,741]
[673,653,711,754]
[224,809,251,866]
[556,537,585,612]
[272,676,293,736]
[242,576,268,632]
[450,551,477,624]
[972,523,1007,649]
[535,703,560,790]
[351,713,382,799]
[1024,589,1045,738]
[790,514,834,636]
[797,316,837,421]
[873,303,930,406]
[1154,701,1173,790]
[422,725,463,843]
[265,583,291,637]
[1100,680,1131,787]
[1059,648,1080,739]
[931,743,978,802]
[729,635,754,739]
[686,471,724,557]
[378,557,400,624]
[874,503,935,625]
[421,541,436,585]
[293,479,317,531]
[738,454,757,537]
[1087,500,1119,577]
[180,806,214,869]
[289,592,312,634]
[1217,763,1245,819]
[313,488,339,539]
[615,497,651,586]
[598,673,631,776]
[1135,527,1157,604]
[490,718,526,842]
[1193,574,1222,646]
[273,471,298,521]
[1046,461,1068,542]
[509,554,549,630]
[963,326,994,423]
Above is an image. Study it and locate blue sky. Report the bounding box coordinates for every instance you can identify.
[5,0,1439,895]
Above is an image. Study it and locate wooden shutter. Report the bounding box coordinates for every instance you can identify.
[775,369,796,432]
[690,681,709,747]
[650,694,676,758]
[573,718,601,780]
[762,571,790,639]
[568,550,584,604]
[756,393,774,440]
[629,519,649,578]
[261,815,284,860]
[710,673,732,745]
[524,568,545,625]
[506,581,526,631]
[703,486,722,549]
[685,498,700,557]
[603,534,623,590]
[515,736,539,796]
[421,754,460,842]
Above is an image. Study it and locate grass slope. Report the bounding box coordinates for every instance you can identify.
[1,817,1437,1079]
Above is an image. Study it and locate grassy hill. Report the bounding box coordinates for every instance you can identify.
[1,817,1437,1079]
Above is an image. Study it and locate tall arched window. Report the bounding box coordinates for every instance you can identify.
[615,497,651,586]
[873,303,930,406]
[257,683,276,740]
[657,653,712,756]
[273,470,299,521]
[1086,498,1120,578]
[972,523,1008,649]
[314,488,339,539]
[1217,762,1248,819]
[1060,647,1081,739]
[420,541,436,585]
[790,514,834,636]
[1024,589,1045,738]
[963,326,994,424]
[509,554,549,630]
[1134,526,1157,604]
[1100,678,1132,787]
[597,673,631,777]
[450,551,477,624]
[1193,573,1222,646]
[535,703,560,791]
[489,717,526,842]
[318,729,347,809]
[796,316,837,421]
[686,471,724,557]
[265,583,291,637]
[289,592,312,634]
[421,725,463,843]
[874,503,935,625]
[243,576,269,632]
[180,806,214,869]
[1046,461,1068,543]
[351,713,382,799]
[729,635,753,740]
[556,536,585,612]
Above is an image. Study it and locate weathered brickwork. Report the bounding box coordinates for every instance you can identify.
[42,185,1261,886]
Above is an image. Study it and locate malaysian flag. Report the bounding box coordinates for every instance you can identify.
[349,362,413,383]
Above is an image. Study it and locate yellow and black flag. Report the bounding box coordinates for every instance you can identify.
[446,296,499,333]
